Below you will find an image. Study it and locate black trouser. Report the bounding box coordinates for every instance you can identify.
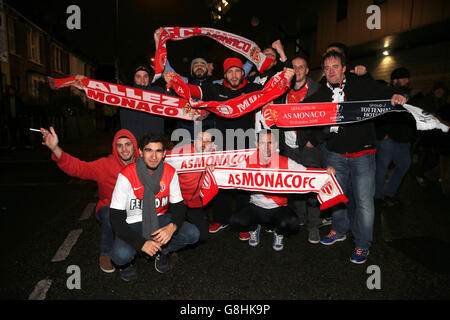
[211,190,249,225]
[230,203,300,236]
[186,207,209,243]
[283,145,322,230]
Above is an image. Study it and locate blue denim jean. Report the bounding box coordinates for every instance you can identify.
[95,206,114,256]
[375,139,411,199]
[327,151,376,250]
[111,214,200,266]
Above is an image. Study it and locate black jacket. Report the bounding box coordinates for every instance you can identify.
[303,76,401,154]
[119,84,168,142]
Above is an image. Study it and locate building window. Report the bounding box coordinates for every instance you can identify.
[7,17,16,54]
[28,73,47,99]
[27,28,41,63]
[53,45,63,72]
[337,0,348,22]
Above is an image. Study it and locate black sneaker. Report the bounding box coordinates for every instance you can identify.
[119,264,137,282]
[155,253,170,273]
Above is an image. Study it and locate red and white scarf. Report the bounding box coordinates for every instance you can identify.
[168,71,289,119]
[165,148,255,173]
[153,27,274,82]
[199,166,347,210]
[165,149,348,210]
[263,99,449,132]
[48,76,208,121]
[48,74,289,121]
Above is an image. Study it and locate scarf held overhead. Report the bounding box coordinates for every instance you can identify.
[153,27,275,82]
[262,99,449,132]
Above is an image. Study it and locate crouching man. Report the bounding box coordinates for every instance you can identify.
[109,132,199,281]
[230,129,336,251]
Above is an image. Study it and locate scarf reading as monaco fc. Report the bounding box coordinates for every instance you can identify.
[153,27,274,82]
[165,149,348,210]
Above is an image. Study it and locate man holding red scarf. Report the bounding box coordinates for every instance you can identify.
[302,50,407,264]
[229,129,336,251]
[168,129,217,243]
[164,58,294,238]
[276,55,326,244]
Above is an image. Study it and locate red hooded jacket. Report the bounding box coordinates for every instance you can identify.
[51,129,139,212]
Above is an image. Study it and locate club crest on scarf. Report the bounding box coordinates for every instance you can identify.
[216,104,234,115]
[319,180,334,196]
[250,47,261,63]
[263,107,278,123]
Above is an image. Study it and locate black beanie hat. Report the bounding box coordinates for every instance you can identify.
[391,67,410,80]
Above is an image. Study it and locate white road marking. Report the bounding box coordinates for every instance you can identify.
[28,279,52,300]
[51,229,83,262]
[79,202,96,221]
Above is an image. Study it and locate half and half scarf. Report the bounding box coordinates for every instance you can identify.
[262,99,449,132]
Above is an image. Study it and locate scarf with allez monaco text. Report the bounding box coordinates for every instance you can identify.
[47,76,208,121]
[153,27,274,82]
[263,99,449,132]
[48,74,288,121]
[168,71,289,118]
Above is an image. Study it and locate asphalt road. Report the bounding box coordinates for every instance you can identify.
[1,130,449,306]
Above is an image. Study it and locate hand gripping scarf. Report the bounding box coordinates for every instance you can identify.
[153,27,275,82]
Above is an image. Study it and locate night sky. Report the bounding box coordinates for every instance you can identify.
[5,0,323,83]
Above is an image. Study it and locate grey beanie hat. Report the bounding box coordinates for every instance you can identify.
[191,58,209,76]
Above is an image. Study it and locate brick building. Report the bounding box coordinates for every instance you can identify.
[0,2,97,145]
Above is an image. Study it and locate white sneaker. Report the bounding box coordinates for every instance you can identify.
[273,231,284,251]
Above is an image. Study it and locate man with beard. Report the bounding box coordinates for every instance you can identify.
[169,57,216,139]
[168,128,217,243]
[40,127,139,274]
[163,57,294,239]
